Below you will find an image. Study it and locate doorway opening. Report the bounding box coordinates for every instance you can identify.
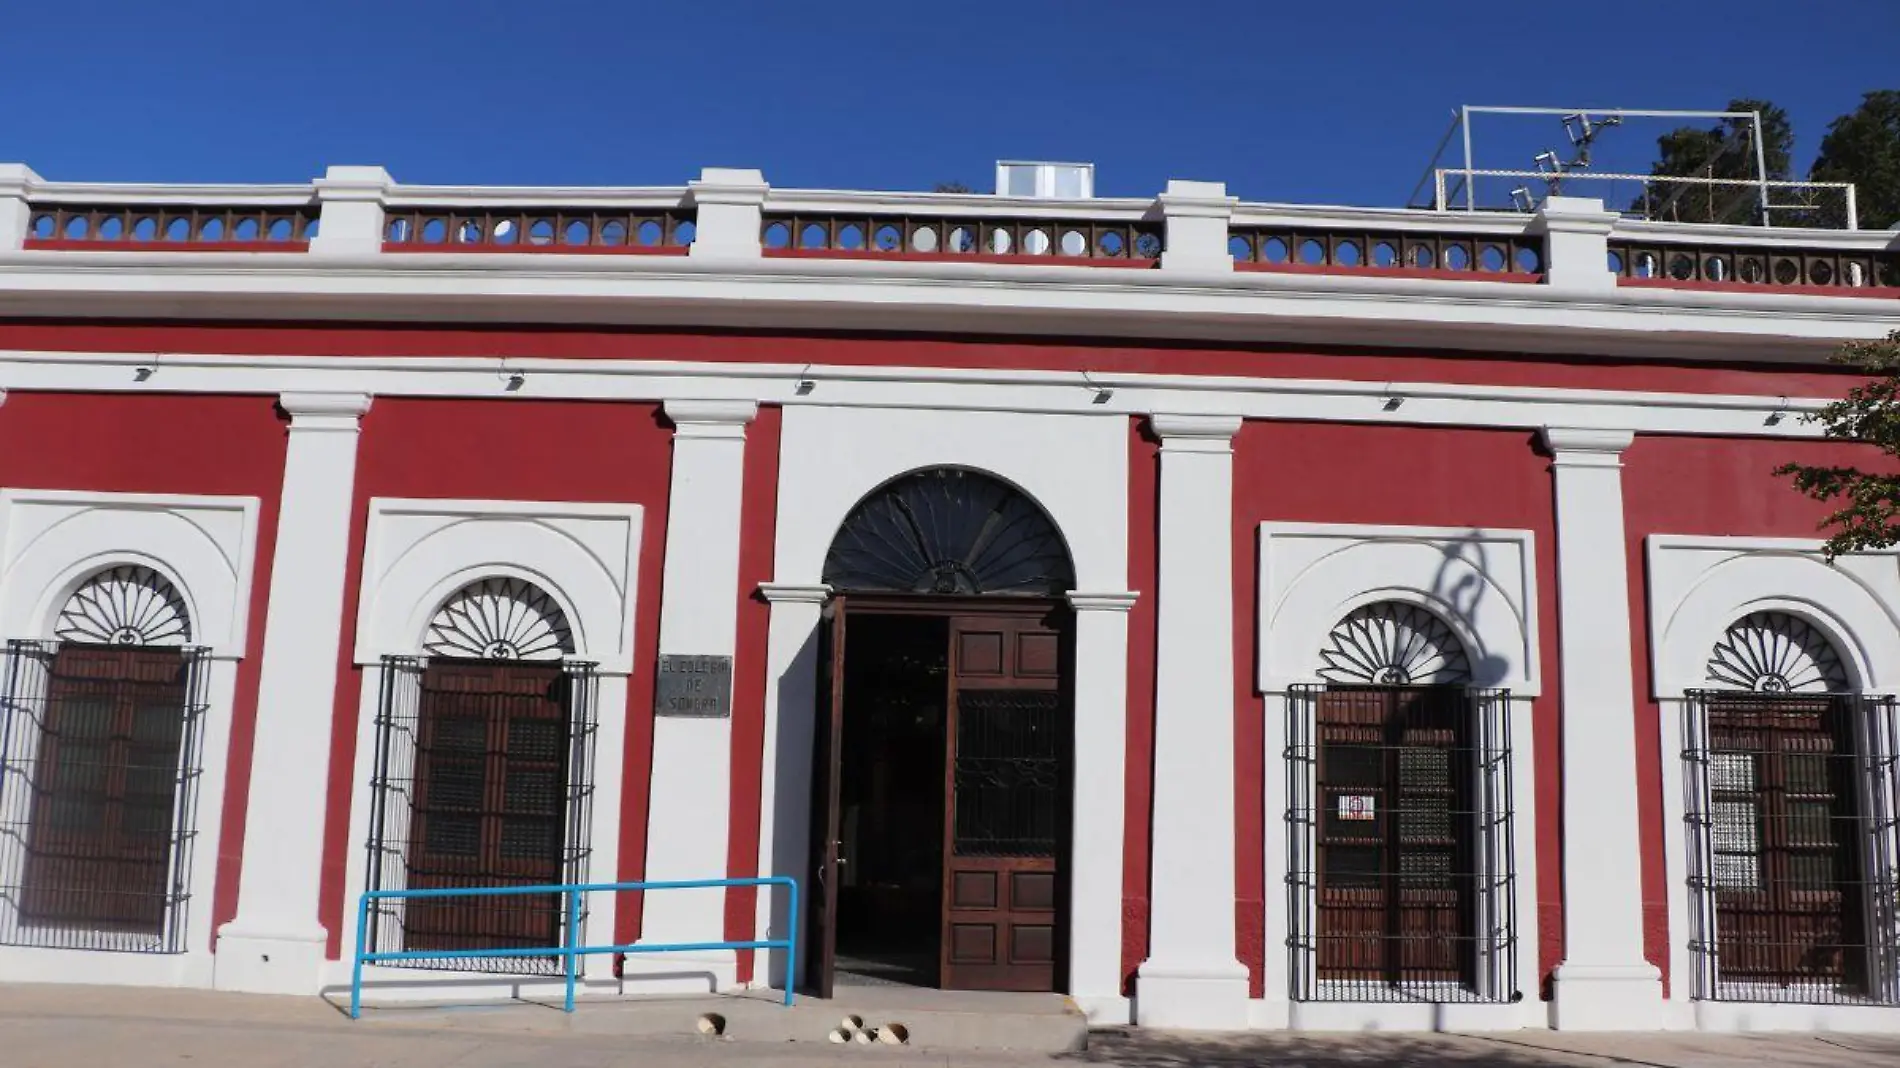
[804,466,1078,998]
[834,613,947,987]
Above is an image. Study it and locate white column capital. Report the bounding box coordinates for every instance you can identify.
[1533,195,1619,236]
[1149,413,1242,450]
[758,582,831,604]
[1067,590,1139,613]
[1156,179,1237,218]
[664,398,759,438]
[312,164,394,201]
[279,391,372,430]
[687,167,770,206]
[1542,426,1634,465]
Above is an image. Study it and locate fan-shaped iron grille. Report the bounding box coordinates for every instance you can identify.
[424,578,574,661]
[822,468,1074,596]
[54,565,191,646]
[1318,602,1471,686]
[1707,611,1850,694]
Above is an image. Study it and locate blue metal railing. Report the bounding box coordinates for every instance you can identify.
[349,875,799,1019]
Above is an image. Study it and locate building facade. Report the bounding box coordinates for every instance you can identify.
[0,162,1898,1032]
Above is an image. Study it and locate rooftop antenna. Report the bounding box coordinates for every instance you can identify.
[1522,112,1622,209]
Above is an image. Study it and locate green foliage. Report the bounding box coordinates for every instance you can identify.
[1776,331,1900,558]
[1809,90,1900,230]
[1637,99,1794,225]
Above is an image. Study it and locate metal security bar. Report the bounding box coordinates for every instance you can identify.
[1684,691,1900,1004]
[952,689,1065,857]
[1286,684,1519,1003]
[350,876,800,1017]
[0,640,210,952]
[362,656,599,976]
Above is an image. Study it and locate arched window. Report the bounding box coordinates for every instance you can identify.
[1686,611,1895,1002]
[1290,600,1516,1003]
[3,565,208,952]
[822,467,1074,596]
[362,577,595,974]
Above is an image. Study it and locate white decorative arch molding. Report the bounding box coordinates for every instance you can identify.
[772,406,1126,593]
[0,489,261,657]
[1258,523,1541,693]
[351,498,643,673]
[1646,536,1900,696]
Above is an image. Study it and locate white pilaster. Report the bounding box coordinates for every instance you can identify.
[687,168,768,260]
[216,391,371,994]
[309,166,392,257]
[1157,180,1236,274]
[1068,590,1138,1022]
[0,164,41,250]
[1136,413,1250,1030]
[1535,196,1619,293]
[1542,426,1663,1029]
[751,582,831,991]
[629,399,758,992]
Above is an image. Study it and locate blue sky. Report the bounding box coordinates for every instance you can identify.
[2,1,1893,207]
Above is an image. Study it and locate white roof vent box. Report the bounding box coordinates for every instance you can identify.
[995,161,1094,199]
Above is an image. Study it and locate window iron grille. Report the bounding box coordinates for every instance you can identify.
[1683,690,1900,1004]
[1286,684,1519,1003]
[0,639,210,953]
[952,689,1067,857]
[362,655,599,975]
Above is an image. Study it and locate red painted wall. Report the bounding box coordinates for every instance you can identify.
[314,398,673,958]
[1124,419,1160,993]
[1229,422,1564,997]
[0,319,1865,399]
[0,392,288,946]
[1619,434,1883,986]
[724,405,782,983]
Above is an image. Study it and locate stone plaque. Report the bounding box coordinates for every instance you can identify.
[655,654,733,718]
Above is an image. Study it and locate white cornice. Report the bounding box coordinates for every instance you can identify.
[0,254,1892,364]
[0,348,1844,439]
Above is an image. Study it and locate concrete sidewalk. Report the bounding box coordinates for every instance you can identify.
[3,984,1900,1067]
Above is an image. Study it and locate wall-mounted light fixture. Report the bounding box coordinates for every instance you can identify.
[1765,397,1790,426]
[1081,371,1114,405]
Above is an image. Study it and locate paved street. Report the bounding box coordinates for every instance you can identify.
[4,985,1900,1067]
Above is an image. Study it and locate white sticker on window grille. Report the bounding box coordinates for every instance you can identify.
[1338,795,1376,821]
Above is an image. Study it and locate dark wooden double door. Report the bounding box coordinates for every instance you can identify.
[808,597,1070,994]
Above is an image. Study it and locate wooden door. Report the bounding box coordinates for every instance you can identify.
[804,598,847,997]
[1314,686,1472,987]
[405,659,570,954]
[22,645,191,934]
[1710,696,1865,990]
[940,611,1067,992]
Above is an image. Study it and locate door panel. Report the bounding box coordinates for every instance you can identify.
[804,598,847,997]
[1314,686,1474,987]
[941,612,1068,992]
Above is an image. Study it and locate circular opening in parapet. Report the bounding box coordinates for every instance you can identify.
[696,1012,726,1036]
[879,1022,910,1045]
